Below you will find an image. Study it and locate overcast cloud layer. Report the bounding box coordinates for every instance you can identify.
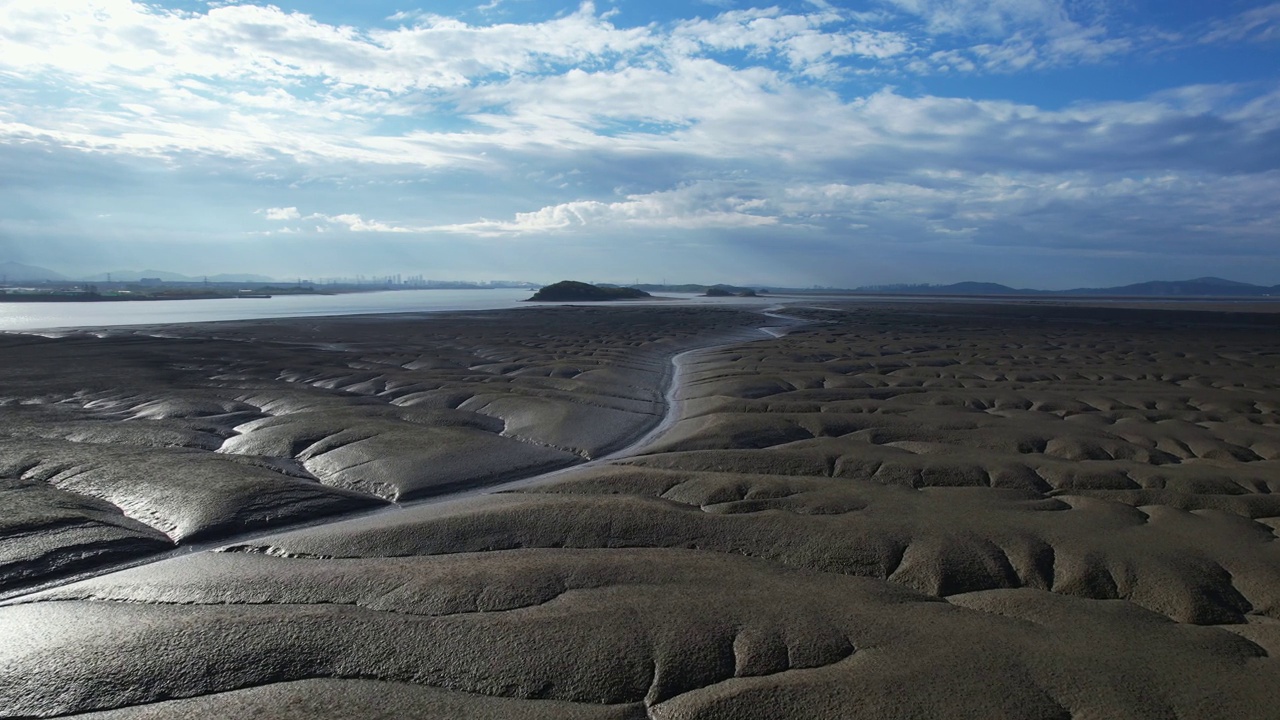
[1,0,1278,287]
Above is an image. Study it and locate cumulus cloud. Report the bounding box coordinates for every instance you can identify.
[300,213,427,233]
[0,0,1217,174]
[262,207,301,220]
[0,0,651,93]
[429,166,1280,263]
[433,185,779,236]
[671,8,911,72]
[1,1,1277,284]
[257,186,781,238]
[256,208,436,233]
[317,213,418,233]
[780,170,1280,253]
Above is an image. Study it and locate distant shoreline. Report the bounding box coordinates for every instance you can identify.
[0,293,274,303]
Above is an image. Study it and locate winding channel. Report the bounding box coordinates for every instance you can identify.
[1,306,809,603]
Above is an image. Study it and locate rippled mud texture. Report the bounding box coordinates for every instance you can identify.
[0,306,764,594]
[5,302,1280,719]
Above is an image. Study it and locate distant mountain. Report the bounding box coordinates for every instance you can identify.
[625,283,763,294]
[1061,277,1279,297]
[207,273,278,283]
[0,261,66,282]
[3,263,282,284]
[81,270,184,282]
[631,283,712,293]
[851,277,1278,298]
[82,270,278,283]
[926,282,1039,295]
[852,281,1040,296]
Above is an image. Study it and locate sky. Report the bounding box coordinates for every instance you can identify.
[0,0,1278,288]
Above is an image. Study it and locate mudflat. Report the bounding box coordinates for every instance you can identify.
[4,301,1280,718]
[0,305,766,595]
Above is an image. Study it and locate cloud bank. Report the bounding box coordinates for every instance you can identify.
[1,0,1277,286]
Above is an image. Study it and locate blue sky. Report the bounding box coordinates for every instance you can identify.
[0,0,1277,287]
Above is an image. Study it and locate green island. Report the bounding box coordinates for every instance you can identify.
[527,280,652,302]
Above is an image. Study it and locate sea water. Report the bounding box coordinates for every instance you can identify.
[0,289,535,331]
[0,289,780,332]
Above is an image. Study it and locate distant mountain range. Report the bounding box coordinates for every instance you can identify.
[3,262,1277,298]
[853,277,1280,298]
[621,283,764,295]
[0,262,275,284]
[81,270,278,283]
[629,277,1280,298]
[0,261,66,282]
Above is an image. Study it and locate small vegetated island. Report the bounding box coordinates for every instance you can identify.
[527,280,651,302]
[703,285,759,297]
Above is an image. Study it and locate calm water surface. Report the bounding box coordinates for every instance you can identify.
[0,289,780,332]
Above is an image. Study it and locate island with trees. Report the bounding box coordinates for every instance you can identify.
[527,280,652,302]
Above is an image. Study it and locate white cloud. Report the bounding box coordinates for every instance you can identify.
[420,164,1280,262]
[256,209,431,233]
[0,0,1195,176]
[262,207,301,220]
[1201,3,1280,44]
[254,187,780,238]
[881,0,1074,37]
[433,185,779,236]
[1,0,1277,285]
[671,7,910,74]
[0,1,653,94]
[306,213,421,233]
[777,169,1280,253]
[879,0,1131,70]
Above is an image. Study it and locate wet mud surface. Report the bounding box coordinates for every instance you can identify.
[4,302,1280,718]
[0,306,764,595]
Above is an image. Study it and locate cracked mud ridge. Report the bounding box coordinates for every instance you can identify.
[3,301,1280,718]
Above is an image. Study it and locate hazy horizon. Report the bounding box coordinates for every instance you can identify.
[7,258,1280,295]
[2,1,1278,288]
